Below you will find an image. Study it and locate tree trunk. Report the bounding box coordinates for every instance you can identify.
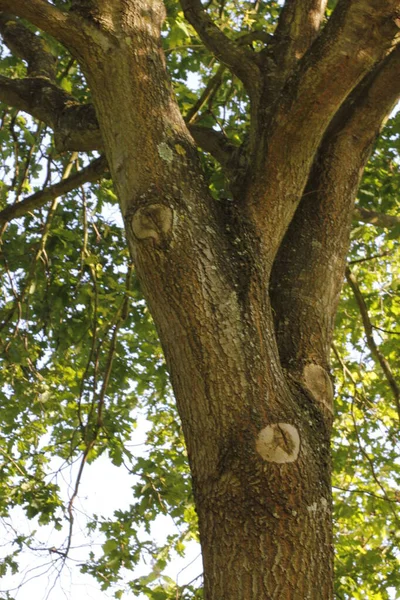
[77,16,335,594]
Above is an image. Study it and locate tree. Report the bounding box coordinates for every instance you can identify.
[0,1,399,599]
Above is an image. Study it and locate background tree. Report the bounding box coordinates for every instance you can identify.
[0,1,399,599]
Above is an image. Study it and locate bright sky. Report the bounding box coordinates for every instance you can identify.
[1,416,202,600]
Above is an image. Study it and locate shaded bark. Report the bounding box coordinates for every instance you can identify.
[270,45,400,378]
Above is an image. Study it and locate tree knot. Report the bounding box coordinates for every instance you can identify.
[129,203,174,249]
[256,423,300,464]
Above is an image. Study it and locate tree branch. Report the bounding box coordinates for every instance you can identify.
[0,156,107,225]
[0,75,103,151]
[185,64,226,124]
[353,206,400,228]
[0,0,84,51]
[189,124,238,170]
[180,0,261,98]
[345,267,400,420]
[0,72,237,170]
[248,0,400,259]
[0,13,56,79]
[270,45,400,372]
[273,0,328,70]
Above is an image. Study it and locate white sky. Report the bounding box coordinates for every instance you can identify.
[1,417,202,600]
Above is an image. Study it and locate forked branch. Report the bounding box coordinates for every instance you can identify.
[270,46,400,371]
[249,0,400,259]
[180,0,261,98]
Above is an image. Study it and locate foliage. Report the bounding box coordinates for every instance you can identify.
[0,1,399,599]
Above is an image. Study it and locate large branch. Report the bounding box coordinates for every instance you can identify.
[180,0,261,98]
[0,73,237,170]
[0,13,56,79]
[0,156,107,225]
[0,75,103,151]
[270,45,400,374]
[248,0,400,260]
[273,0,328,71]
[0,0,86,52]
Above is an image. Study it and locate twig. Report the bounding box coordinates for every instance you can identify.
[348,250,392,265]
[345,267,400,421]
[349,394,399,523]
[185,64,226,124]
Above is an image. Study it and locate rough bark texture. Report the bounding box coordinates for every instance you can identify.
[1,0,400,598]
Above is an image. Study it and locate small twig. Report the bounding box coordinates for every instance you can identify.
[185,64,226,124]
[372,325,400,336]
[333,485,399,503]
[348,250,392,265]
[345,266,400,421]
[349,394,399,522]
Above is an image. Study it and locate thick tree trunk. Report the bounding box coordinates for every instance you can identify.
[80,27,335,594]
[199,466,333,598]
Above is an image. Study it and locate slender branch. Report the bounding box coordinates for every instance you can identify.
[348,251,392,265]
[333,344,400,513]
[349,393,399,518]
[353,206,400,228]
[185,64,226,124]
[333,485,399,503]
[64,439,95,559]
[372,325,400,336]
[0,156,108,225]
[180,0,261,97]
[345,266,400,421]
